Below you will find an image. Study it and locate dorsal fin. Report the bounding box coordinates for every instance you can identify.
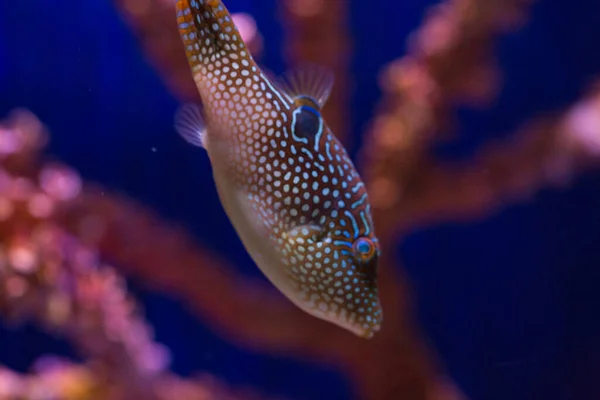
[174,103,207,148]
[277,64,334,109]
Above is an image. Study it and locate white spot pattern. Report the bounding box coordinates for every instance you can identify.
[177,0,382,337]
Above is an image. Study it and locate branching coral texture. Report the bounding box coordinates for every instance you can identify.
[0,110,277,400]
[2,0,600,399]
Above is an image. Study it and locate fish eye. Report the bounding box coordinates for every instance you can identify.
[353,237,377,263]
[291,105,322,139]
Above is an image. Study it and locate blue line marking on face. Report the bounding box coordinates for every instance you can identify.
[351,193,368,210]
[345,210,360,239]
[351,182,364,193]
[325,142,332,160]
[334,240,353,249]
[360,211,371,236]
[262,73,292,109]
[301,147,313,159]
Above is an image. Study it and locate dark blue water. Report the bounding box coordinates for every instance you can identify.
[1,1,600,399]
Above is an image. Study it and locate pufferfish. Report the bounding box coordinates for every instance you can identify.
[174,0,382,338]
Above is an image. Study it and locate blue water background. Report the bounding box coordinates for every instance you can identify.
[1,1,600,399]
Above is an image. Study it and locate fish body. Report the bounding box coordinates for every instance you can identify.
[175,0,382,337]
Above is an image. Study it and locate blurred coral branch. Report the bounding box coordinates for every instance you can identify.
[360,0,536,241]
[0,358,272,400]
[380,85,600,231]
[0,110,274,400]
[57,175,457,400]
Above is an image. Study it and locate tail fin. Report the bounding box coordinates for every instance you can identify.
[176,0,251,72]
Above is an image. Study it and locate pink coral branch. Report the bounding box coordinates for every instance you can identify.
[0,110,276,400]
[0,359,277,400]
[59,186,352,359]
[54,181,462,400]
[360,0,536,241]
[395,85,600,230]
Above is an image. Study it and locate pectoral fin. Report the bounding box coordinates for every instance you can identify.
[285,224,326,246]
[234,190,275,240]
[174,103,207,149]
